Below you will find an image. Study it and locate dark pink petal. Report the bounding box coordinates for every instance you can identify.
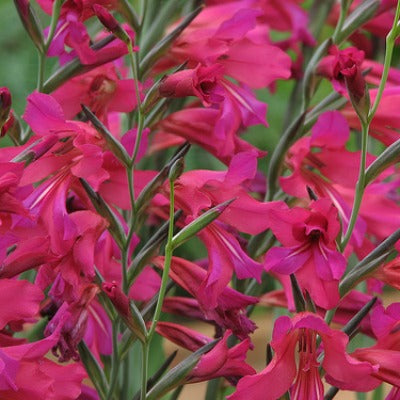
[311,111,350,148]
[221,39,292,88]
[296,258,340,309]
[264,245,310,275]
[0,279,43,329]
[23,92,76,136]
[313,243,346,281]
[129,266,161,302]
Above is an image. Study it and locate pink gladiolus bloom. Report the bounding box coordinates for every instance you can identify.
[156,326,255,384]
[153,256,257,339]
[260,288,379,337]
[37,0,119,21]
[51,63,137,122]
[328,304,400,391]
[156,3,291,92]
[0,279,43,330]
[44,284,99,362]
[264,199,346,309]
[155,107,265,164]
[229,312,375,400]
[0,312,86,399]
[280,111,400,253]
[318,45,365,100]
[0,162,30,233]
[169,151,286,234]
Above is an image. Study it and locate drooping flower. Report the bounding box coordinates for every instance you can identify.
[153,256,257,339]
[155,325,255,384]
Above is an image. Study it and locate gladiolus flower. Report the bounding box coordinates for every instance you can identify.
[264,199,346,309]
[229,313,375,400]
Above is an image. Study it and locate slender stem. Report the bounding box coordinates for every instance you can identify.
[128,40,146,165]
[106,320,121,400]
[140,342,149,400]
[340,0,400,250]
[332,0,351,43]
[368,0,400,121]
[37,52,46,92]
[340,120,368,250]
[45,0,63,50]
[121,247,129,295]
[121,355,130,400]
[147,179,175,341]
[126,166,136,229]
[36,0,63,93]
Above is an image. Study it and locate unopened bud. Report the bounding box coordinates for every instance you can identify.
[102,281,147,343]
[14,0,45,52]
[92,4,131,45]
[171,198,235,249]
[168,157,185,181]
[0,87,12,135]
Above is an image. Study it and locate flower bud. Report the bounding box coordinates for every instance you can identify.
[14,0,45,52]
[102,281,147,343]
[92,4,131,45]
[0,87,12,135]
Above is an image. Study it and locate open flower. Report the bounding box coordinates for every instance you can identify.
[229,312,375,400]
[264,199,346,309]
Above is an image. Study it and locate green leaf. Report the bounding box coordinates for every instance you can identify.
[336,0,380,45]
[171,198,235,249]
[129,301,148,344]
[42,35,116,93]
[79,178,126,248]
[364,138,400,186]
[135,142,190,217]
[128,211,182,285]
[81,105,131,167]
[139,6,203,78]
[78,341,109,400]
[342,297,377,337]
[146,340,218,400]
[14,0,45,53]
[339,228,400,296]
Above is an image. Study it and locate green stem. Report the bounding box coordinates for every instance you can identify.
[340,0,400,250]
[45,0,63,50]
[37,51,46,92]
[106,321,121,400]
[140,342,149,400]
[128,40,146,165]
[340,120,368,250]
[121,248,129,295]
[126,166,136,230]
[332,0,351,43]
[37,0,63,93]
[368,0,400,121]
[147,179,175,341]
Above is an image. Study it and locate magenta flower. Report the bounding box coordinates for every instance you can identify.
[51,63,137,123]
[264,199,346,309]
[229,312,375,400]
[156,325,255,384]
[153,255,257,339]
[318,45,366,100]
[0,312,86,399]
